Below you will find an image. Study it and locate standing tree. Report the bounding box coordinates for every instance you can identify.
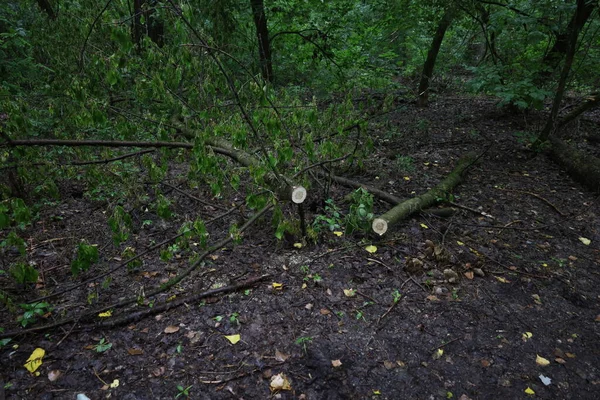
[250,0,273,83]
[417,5,456,107]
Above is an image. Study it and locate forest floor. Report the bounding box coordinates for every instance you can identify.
[1,93,599,400]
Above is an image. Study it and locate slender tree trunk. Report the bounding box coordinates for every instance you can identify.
[417,7,456,107]
[535,0,595,147]
[542,0,595,73]
[250,0,273,83]
[37,0,57,20]
[133,0,145,47]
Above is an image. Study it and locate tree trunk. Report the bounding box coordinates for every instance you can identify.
[36,0,57,20]
[558,92,600,129]
[250,0,273,83]
[372,153,476,236]
[417,7,456,107]
[132,0,164,47]
[541,0,595,73]
[549,137,600,192]
[535,0,595,147]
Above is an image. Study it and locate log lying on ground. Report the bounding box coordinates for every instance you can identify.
[174,121,306,204]
[372,153,476,235]
[549,137,600,192]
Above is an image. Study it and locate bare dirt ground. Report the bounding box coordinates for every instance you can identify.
[1,94,599,399]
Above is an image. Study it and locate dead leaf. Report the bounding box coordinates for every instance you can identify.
[432,348,444,360]
[383,360,396,370]
[320,308,331,315]
[522,332,533,342]
[331,359,342,368]
[565,352,576,358]
[365,245,377,253]
[524,387,535,395]
[305,303,313,310]
[270,373,292,391]
[152,367,165,377]
[595,314,600,322]
[555,357,566,364]
[426,295,439,301]
[495,276,510,284]
[47,370,61,382]
[480,359,491,368]
[275,350,289,362]
[536,354,550,366]
[272,282,284,290]
[343,289,356,297]
[464,271,474,280]
[98,310,112,318]
[579,237,591,246]
[333,231,343,237]
[532,294,542,305]
[163,325,179,334]
[127,348,144,355]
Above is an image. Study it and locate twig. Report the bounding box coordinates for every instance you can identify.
[429,337,459,352]
[496,187,566,216]
[447,201,494,219]
[356,290,378,304]
[161,182,228,211]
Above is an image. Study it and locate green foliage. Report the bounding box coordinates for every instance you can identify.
[156,194,173,219]
[18,302,52,327]
[93,338,112,353]
[1,231,27,256]
[313,199,343,232]
[175,384,193,399]
[395,156,415,172]
[9,262,38,284]
[71,241,99,277]
[108,206,132,246]
[122,246,142,272]
[344,188,374,234]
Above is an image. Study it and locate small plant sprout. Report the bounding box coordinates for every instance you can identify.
[392,289,402,303]
[93,338,112,353]
[295,336,313,353]
[229,312,240,325]
[175,384,193,399]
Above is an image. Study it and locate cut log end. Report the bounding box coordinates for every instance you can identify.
[372,218,388,236]
[291,186,307,204]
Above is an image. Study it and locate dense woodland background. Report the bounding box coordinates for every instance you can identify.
[1,1,600,398]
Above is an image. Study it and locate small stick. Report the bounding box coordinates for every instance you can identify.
[429,337,459,352]
[496,188,566,216]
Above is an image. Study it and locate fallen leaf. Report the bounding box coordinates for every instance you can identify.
[333,231,343,237]
[24,348,45,373]
[532,294,542,305]
[166,295,176,302]
[343,289,356,297]
[480,359,491,368]
[464,271,474,280]
[293,243,303,248]
[524,387,535,395]
[365,245,377,253]
[536,354,550,366]
[270,373,292,391]
[373,389,381,395]
[152,367,165,377]
[331,359,342,368]
[565,352,576,358]
[426,295,440,301]
[127,348,143,355]
[320,308,331,315]
[163,325,180,334]
[456,241,465,246]
[272,282,284,290]
[420,223,429,229]
[579,237,591,245]
[495,276,510,284]
[224,334,241,344]
[301,283,307,289]
[568,255,578,261]
[305,303,313,310]
[275,350,289,362]
[555,357,566,364]
[383,360,396,370]
[539,374,552,386]
[98,311,112,318]
[110,379,119,388]
[522,332,533,342]
[595,314,600,322]
[432,348,444,360]
[403,176,410,181]
[47,370,61,382]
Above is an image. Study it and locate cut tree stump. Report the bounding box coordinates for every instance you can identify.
[372,153,476,235]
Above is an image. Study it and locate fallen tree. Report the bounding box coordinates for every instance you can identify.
[372,153,477,235]
[549,137,600,192]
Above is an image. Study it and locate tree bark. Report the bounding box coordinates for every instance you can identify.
[549,137,600,192]
[372,153,476,235]
[417,6,456,107]
[250,0,273,83]
[535,0,595,147]
[558,92,600,129]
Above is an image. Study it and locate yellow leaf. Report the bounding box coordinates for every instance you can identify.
[24,348,45,373]
[301,283,307,289]
[424,162,430,166]
[536,354,550,366]
[270,373,292,391]
[579,237,591,245]
[272,282,284,290]
[432,348,444,360]
[98,311,112,318]
[293,243,303,248]
[524,387,535,395]
[373,390,381,395]
[333,231,343,237]
[365,245,377,253]
[343,288,356,297]
[420,223,429,229]
[225,334,241,344]
[456,241,465,246]
[167,295,176,302]
[522,332,533,341]
[495,276,510,284]
[403,176,411,181]
[109,379,119,388]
